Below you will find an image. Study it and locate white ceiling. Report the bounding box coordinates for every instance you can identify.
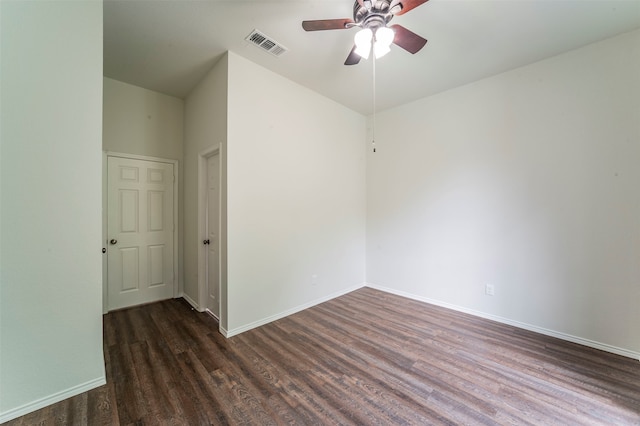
[104,0,640,115]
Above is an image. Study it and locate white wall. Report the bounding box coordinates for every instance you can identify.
[367,29,640,357]
[183,54,229,328]
[225,52,366,334]
[0,1,106,421]
[103,78,184,160]
[103,77,185,298]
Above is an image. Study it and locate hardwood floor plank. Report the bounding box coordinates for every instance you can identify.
[174,350,233,424]
[242,329,362,425]
[129,341,175,422]
[5,288,640,425]
[231,332,344,425]
[107,343,148,424]
[86,379,119,426]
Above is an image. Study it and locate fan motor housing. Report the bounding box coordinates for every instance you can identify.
[353,0,395,29]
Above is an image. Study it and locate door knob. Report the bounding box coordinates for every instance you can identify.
[203,239,210,245]
[110,239,118,245]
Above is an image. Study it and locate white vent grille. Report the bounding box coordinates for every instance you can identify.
[245,29,288,57]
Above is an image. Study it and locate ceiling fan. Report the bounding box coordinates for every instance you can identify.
[302,0,429,65]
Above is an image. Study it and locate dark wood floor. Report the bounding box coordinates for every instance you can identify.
[6,287,640,425]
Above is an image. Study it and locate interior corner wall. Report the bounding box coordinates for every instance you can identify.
[366,29,640,356]
[225,52,366,334]
[183,53,229,329]
[102,77,185,296]
[0,0,106,421]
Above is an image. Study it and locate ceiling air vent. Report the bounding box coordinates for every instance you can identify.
[245,29,288,57]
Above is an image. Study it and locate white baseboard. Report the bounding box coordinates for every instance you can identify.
[366,283,640,362]
[224,283,366,337]
[205,309,219,321]
[219,325,230,338]
[181,292,204,312]
[0,376,106,423]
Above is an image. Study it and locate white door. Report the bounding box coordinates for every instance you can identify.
[205,153,220,317]
[107,156,175,310]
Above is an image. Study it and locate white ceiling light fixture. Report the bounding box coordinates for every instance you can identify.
[302,0,429,66]
[354,28,373,59]
[354,26,395,60]
[303,0,430,153]
[374,26,394,58]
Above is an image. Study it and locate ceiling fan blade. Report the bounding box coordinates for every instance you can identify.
[302,19,354,31]
[394,0,429,16]
[344,45,362,66]
[390,24,427,54]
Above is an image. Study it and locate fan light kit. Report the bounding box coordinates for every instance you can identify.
[355,26,395,59]
[302,0,431,152]
[302,0,429,65]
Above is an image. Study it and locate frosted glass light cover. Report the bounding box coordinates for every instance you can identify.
[354,28,373,59]
[374,43,391,58]
[375,27,394,47]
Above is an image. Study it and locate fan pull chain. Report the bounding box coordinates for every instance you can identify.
[372,53,376,153]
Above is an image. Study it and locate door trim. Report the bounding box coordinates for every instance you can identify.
[198,145,221,315]
[102,151,179,314]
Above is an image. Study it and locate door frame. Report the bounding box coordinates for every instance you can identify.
[102,151,179,314]
[197,145,221,316]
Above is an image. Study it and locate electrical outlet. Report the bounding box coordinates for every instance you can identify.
[485,284,495,296]
[312,274,319,286]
